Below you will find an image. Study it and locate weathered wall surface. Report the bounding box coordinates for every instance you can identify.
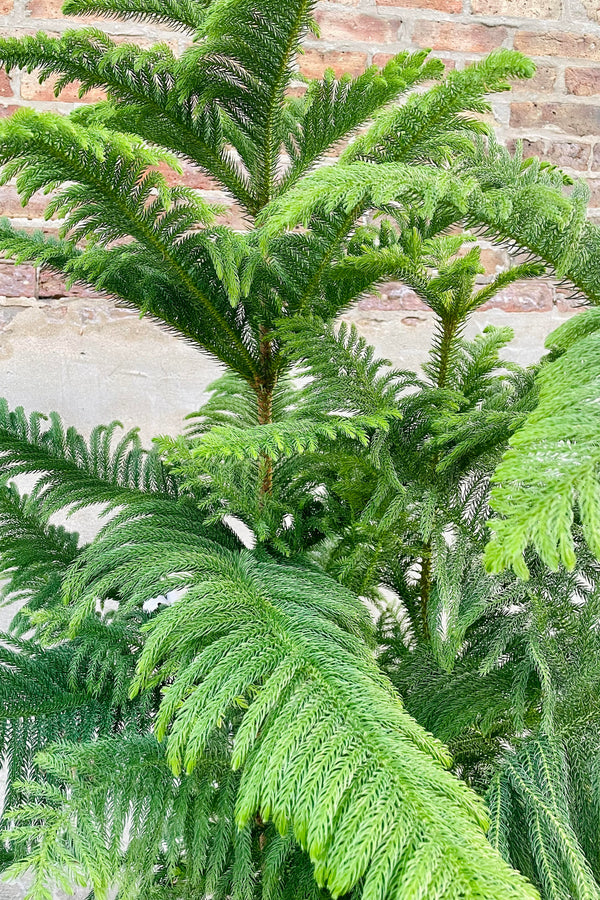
[0,298,577,443]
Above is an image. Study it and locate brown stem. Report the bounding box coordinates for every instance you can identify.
[256,327,275,499]
[256,813,267,851]
[419,550,432,641]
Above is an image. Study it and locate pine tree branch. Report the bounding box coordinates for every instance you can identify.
[63,0,208,32]
[0,110,260,377]
[0,402,178,520]
[465,141,600,303]
[124,540,539,900]
[254,0,316,207]
[0,32,255,210]
[342,51,535,167]
[280,51,443,195]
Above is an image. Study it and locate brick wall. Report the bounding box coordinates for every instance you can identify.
[0,0,599,312]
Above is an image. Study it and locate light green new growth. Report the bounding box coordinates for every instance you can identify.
[486,309,600,577]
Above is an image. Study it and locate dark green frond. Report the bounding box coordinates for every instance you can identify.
[63,0,209,32]
[178,0,318,208]
[0,401,177,520]
[489,739,600,900]
[0,32,254,210]
[0,483,79,635]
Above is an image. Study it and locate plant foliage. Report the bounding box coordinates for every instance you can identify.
[0,2,600,899]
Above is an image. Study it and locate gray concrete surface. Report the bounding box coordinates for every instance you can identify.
[0,297,574,442]
[0,297,576,898]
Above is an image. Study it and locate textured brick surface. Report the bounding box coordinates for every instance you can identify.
[0,263,36,298]
[480,282,554,312]
[514,31,600,61]
[509,64,557,92]
[518,137,591,169]
[377,0,462,12]
[412,21,509,53]
[298,48,369,78]
[38,270,100,299]
[26,0,70,15]
[20,72,106,102]
[510,100,600,136]
[0,184,49,218]
[565,66,600,96]
[313,10,401,43]
[0,69,11,96]
[471,0,561,16]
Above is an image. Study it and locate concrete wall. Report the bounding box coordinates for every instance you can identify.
[0,295,578,444]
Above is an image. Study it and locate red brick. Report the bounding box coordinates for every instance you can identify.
[510,101,600,137]
[20,73,106,103]
[471,0,560,15]
[360,283,429,311]
[0,186,50,219]
[412,21,508,53]
[26,0,65,15]
[377,0,461,12]
[509,64,557,92]
[0,263,36,298]
[299,49,369,79]
[157,161,219,192]
[0,0,13,12]
[479,247,511,273]
[0,104,19,118]
[215,203,251,232]
[514,31,600,61]
[287,84,308,98]
[313,11,400,44]
[0,70,12,98]
[555,290,586,312]
[515,138,591,171]
[593,144,600,169]
[38,270,96,299]
[565,67,600,97]
[481,281,554,311]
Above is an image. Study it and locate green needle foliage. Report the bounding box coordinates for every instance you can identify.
[0,2,600,899]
